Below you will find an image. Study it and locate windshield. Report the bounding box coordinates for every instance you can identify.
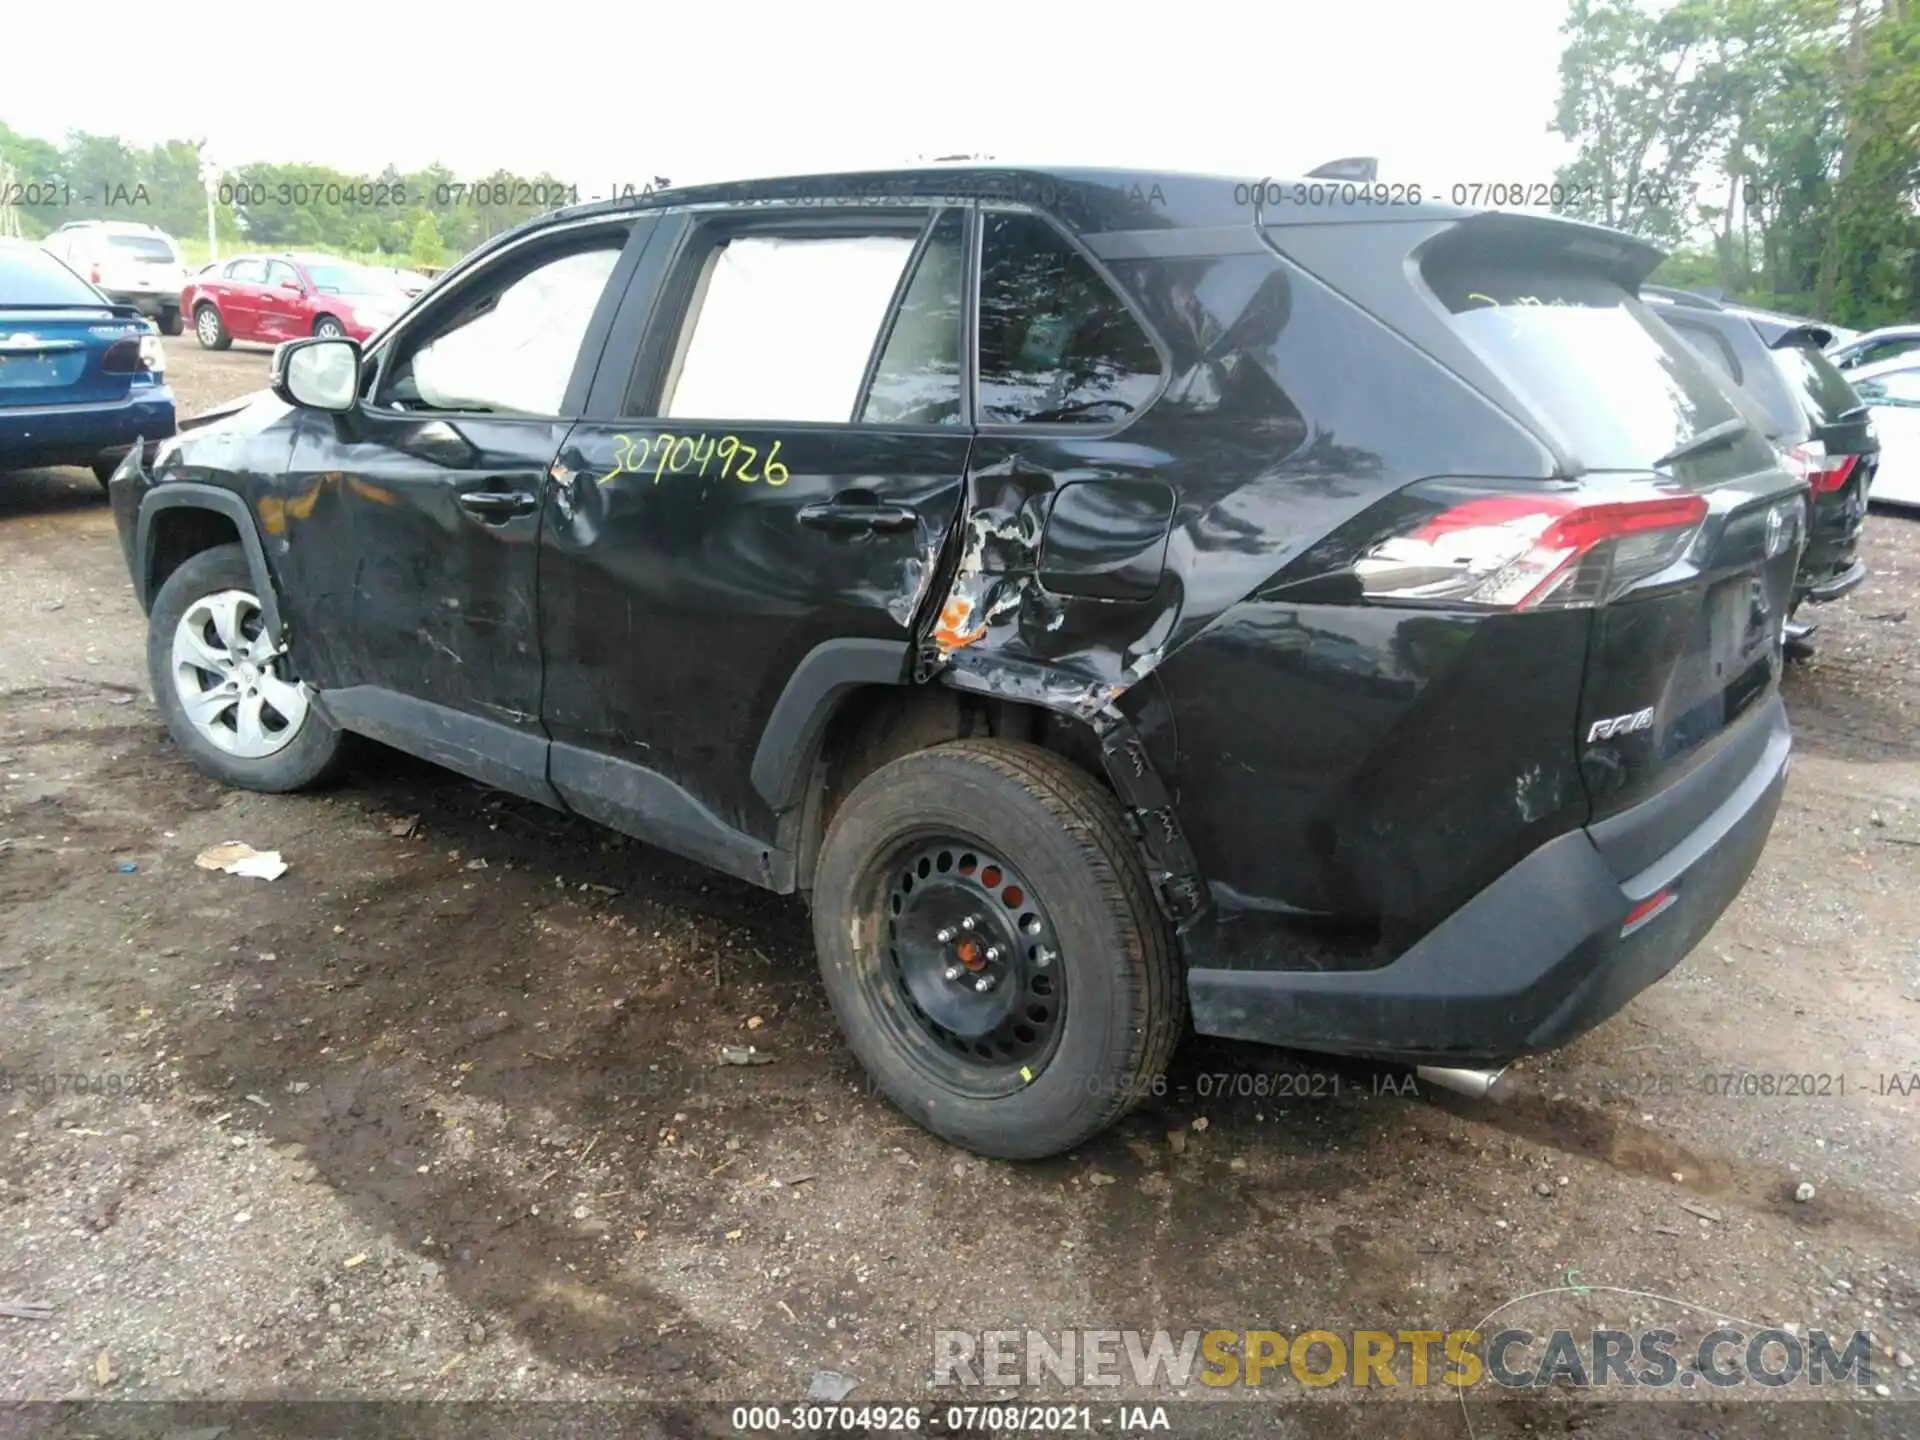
[302,262,391,296]
[0,245,105,306]
[108,235,180,262]
[1426,263,1769,473]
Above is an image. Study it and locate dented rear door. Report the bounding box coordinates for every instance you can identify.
[541,204,973,842]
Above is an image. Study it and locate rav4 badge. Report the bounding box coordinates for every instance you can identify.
[1587,707,1655,743]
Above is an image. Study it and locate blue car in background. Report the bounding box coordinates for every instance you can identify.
[1,238,175,486]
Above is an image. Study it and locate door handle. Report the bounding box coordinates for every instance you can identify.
[796,499,919,534]
[458,489,538,519]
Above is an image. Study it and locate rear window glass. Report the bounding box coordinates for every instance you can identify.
[1427,264,1755,471]
[0,245,103,306]
[108,235,179,261]
[1770,341,1862,426]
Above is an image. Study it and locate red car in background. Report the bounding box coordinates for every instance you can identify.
[182,253,408,350]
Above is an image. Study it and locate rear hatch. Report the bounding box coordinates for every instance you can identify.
[1414,218,1804,870]
[0,246,145,409]
[1768,336,1878,563]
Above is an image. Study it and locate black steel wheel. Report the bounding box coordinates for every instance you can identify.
[812,738,1183,1159]
[870,836,1066,1097]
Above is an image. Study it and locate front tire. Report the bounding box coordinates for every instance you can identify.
[811,739,1183,1159]
[313,315,345,339]
[194,303,230,351]
[147,543,348,792]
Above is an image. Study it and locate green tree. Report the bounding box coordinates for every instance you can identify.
[1552,0,1919,324]
[409,212,446,269]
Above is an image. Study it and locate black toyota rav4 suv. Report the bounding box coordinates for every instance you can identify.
[108,167,1805,1158]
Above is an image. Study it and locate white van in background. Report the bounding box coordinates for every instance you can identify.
[41,222,189,335]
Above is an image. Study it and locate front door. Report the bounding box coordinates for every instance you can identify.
[539,205,975,881]
[259,260,307,342]
[221,257,268,341]
[271,221,641,803]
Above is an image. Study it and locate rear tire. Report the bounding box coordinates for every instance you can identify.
[811,738,1183,1159]
[90,458,119,489]
[147,543,348,792]
[158,308,183,337]
[194,303,230,351]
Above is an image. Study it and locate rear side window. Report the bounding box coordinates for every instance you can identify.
[1428,264,1755,471]
[976,212,1161,425]
[228,259,267,283]
[0,244,102,305]
[1770,341,1862,426]
[859,210,966,427]
[109,234,178,262]
[663,232,916,423]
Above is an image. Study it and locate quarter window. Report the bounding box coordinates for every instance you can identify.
[1668,318,1742,385]
[662,231,917,423]
[975,211,1161,425]
[380,242,623,415]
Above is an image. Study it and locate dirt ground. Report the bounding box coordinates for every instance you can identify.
[1,337,1916,1438]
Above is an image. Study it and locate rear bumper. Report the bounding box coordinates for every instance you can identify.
[1794,482,1867,605]
[1187,694,1790,1064]
[1800,555,1866,605]
[101,291,180,318]
[0,393,176,471]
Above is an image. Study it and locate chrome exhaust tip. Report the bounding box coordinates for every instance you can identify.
[1415,1064,1515,1101]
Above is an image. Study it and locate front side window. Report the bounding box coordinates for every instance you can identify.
[975,211,1162,426]
[380,241,623,415]
[266,260,301,290]
[304,261,387,296]
[661,231,917,423]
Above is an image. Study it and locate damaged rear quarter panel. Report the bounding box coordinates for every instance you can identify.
[918,238,1580,960]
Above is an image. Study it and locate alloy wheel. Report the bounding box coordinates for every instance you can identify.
[170,589,310,758]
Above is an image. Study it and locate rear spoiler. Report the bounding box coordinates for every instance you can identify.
[1417,208,1666,290]
[1768,323,1839,351]
[1305,156,1378,182]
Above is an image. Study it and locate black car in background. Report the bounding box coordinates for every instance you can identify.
[106,167,1805,1157]
[1642,286,1876,655]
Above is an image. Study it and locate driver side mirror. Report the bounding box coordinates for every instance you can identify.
[272,336,360,414]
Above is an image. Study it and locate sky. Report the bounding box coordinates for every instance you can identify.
[4,1,1575,189]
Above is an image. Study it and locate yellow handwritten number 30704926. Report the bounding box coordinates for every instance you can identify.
[597,433,789,488]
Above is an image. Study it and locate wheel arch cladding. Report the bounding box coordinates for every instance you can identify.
[138,486,286,642]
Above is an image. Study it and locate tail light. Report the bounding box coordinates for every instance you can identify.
[1355,489,1708,610]
[102,333,166,375]
[1783,440,1858,494]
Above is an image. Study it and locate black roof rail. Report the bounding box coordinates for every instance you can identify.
[1640,283,1725,311]
[1305,156,1378,182]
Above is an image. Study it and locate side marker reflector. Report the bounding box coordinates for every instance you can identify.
[1621,887,1678,937]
